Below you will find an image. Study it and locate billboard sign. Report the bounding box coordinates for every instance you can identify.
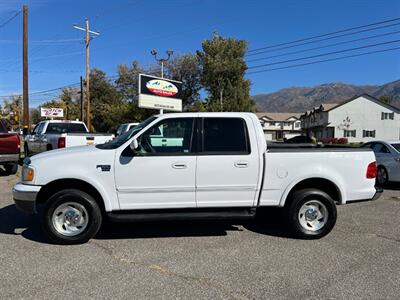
[138,74,182,112]
[41,108,64,118]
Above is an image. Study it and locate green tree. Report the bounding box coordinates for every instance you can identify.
[90,68,128,133]
[60,87,81,120]
[30,108,42,124]
[164,54,202,110]
[197,33,256,112]
[2,96,22,128]
[379,95,392,104]
[115,61,155,122]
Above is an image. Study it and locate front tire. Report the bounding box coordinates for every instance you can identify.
[42,189,102,245]
[24,145,30,158]
[4,163,18,175]
[286,189,337,239]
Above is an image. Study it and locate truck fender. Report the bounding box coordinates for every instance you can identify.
[279,174,346,207]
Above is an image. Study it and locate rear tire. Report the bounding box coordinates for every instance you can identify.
[377,166,388,186]
[4,163,18,175]
[42,189,102,245]
[286,188,337,239]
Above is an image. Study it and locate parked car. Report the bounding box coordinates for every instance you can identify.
[13,112,380,244]
[24,120,114,156]
[0,119,20,175]
[116,122,139,137]
[361,140,400,185]
[285,135,313,143]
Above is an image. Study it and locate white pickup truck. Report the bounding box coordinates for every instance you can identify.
[24,120,114,156]
[13,113,381,244]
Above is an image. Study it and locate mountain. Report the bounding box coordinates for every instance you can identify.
[254,80,400,112]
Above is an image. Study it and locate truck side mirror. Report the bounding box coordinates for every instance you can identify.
[130,138,139,151]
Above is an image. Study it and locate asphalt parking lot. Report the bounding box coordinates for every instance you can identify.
[0,170,399,299]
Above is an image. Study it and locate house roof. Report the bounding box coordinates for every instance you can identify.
[256,112,302,121]
[324,94,400,113]
[321,103,339,111]
[301,94,400,119]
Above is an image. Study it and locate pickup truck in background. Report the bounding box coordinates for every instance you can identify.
[0,119,20,175]
[116,122,139,137]
[13,112,381,244]
[24,120,114,156]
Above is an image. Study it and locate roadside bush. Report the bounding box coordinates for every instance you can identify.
[320,138,348,144]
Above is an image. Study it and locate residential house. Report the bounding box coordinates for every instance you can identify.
[300,94,400,143]
[256,112,302,141]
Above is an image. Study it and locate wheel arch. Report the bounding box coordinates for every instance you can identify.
[281,177,344,207]
[37,178,106,213]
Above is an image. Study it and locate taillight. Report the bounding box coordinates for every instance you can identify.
[366,161,377,178]
[58,137,66,148]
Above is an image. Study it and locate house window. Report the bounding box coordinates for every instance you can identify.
[363,130,376,138]
[381,112,394,120]
[295,122,300,128]
[344,130,356,137]
[269,121,276,126]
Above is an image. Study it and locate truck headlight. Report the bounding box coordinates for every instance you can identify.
[22,166,35,182]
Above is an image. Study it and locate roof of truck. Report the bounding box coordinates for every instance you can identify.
[41,120,85,123]
[154,112,258,118]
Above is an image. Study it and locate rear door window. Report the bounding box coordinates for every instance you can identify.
[45,123,87,134]
[202,118,250,154]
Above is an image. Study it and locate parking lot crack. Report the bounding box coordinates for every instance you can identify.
[89,241,249,299]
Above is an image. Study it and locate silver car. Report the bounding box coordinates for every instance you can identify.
[362,141,400,185]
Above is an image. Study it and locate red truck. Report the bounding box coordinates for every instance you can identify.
[0,119,20,175]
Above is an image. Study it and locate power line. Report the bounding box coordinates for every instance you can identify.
[246,30,400,63]
[246,46,400,75]
[0,75,119,98]
[247,16,400,53]
[246,22,400,57]
[0,9,22,30]
[248,39,400,69]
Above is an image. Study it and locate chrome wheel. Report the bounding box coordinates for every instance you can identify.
[298,200,328,232]
[52,202,89,237]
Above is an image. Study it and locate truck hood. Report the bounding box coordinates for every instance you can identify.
[30,145,100,162]
[28,145,117,186]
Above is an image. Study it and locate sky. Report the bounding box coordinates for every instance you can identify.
[0,0,400,108]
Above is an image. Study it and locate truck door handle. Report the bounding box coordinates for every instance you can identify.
[234,161,249,168]
[172,163,187,169]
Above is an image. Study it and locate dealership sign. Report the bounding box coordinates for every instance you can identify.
[41,108,64,118]
[138,74,182,112]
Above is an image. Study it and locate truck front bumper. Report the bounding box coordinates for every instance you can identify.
[0,153,19,163]
[13,183,41,214]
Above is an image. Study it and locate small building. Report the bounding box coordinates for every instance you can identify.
[256,112,302,141]
[300,94,400,143]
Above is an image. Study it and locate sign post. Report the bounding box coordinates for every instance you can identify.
[138,74,182,112]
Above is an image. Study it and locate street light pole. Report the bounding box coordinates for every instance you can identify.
[150,49,174,114]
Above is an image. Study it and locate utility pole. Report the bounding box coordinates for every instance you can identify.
[22,5,29,134]
[73,19,99,131]
[80,76,84,121]
[150,49,174,114]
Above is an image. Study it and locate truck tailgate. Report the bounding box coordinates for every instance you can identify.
[0,133,20,154]
[65,134,114,147]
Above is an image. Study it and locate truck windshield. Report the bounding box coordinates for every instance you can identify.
[46,123,88,134]
[96,116,157,150]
